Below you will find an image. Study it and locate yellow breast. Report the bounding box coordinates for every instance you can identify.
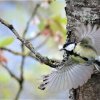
[74,43,97,59]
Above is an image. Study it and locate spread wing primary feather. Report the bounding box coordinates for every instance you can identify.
[38,60,94,92]
[73,24,100,69]
[75,24,100,55]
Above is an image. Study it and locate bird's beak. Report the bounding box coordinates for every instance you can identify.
[58,45,66,51]
[59,48,65,51]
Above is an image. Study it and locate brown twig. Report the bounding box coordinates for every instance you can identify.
[0,63,20,82]
[34,36,49,50]
[22,4,40,36]
[0,18,60,68]
[15,84,23,100]
[26,32,41,41]
[15,4,40,100]
[0,47,26,56]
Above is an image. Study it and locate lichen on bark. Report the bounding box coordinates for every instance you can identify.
[65,0,100,99]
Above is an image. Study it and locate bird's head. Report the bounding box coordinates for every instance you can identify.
[60,42,76,52]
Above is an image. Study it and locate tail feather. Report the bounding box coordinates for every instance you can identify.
[39,64,94,92]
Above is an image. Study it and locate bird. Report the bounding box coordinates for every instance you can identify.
[63,24,100,67]
[38,24,100,92]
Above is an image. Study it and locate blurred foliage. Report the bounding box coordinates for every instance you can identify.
[0,37,14,48]
[0,37,14,63]
[38,1,67,44]
[0,70,10,83]
[0,0,67,99]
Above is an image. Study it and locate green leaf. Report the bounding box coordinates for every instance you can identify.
[38,21,45,30]
[0,37,14,47]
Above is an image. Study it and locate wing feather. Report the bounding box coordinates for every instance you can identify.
[75,24,100,54]
[39,63,94,92]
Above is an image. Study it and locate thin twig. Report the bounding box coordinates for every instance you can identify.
[0,63,20,82]
[0,47,26,56]
[15,46,25,100]
[23,4,40,36]
[15,4,40,100]
[15,84,23,100]
[26,32,41,41]
[34,36,49,50]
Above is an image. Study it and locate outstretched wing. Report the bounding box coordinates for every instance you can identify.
[38,61,94,92]
[74,24,100,54]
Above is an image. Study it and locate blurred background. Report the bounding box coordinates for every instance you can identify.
[0,0,69,99]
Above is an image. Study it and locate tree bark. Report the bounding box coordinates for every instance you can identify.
[76,73,100,100]
[65,0,100,100]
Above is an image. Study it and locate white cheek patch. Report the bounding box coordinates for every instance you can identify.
[65,43,75,51]
[95,56,100,61]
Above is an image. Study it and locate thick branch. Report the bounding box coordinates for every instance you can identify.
[0,18,61,68]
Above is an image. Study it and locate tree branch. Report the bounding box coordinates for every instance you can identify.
[22,4,40,37]
[15,4,41,100]
[15,82,23,100]
[26,32,41,41]
[0,47,26,56]
[0,18,61,68]
[0,63,20,82]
